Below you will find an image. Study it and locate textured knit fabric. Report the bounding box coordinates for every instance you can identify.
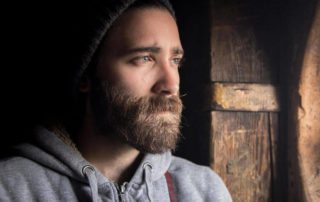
[0,126,232,202]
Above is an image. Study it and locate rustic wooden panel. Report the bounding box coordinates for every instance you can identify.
[210,25,271,83]
[209,1,282,201]
[212,82,279,112]
[210,111,272,202]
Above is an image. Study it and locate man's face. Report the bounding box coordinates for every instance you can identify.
[89,8,184,153]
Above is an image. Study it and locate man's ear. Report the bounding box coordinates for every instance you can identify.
[79,74,91,93]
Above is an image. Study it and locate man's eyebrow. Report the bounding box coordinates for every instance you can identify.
[125,46,161,54]
[123,46,184,56]
[172,48,184,55]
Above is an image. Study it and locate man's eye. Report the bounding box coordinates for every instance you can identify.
[139,56,152,62]
[171,57,184,67]
[131,56,153,65]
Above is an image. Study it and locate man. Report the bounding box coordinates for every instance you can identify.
[0,0,232,201]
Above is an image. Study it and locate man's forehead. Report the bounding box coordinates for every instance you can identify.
[101,8,182,56]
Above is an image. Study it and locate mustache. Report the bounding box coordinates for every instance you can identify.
[97,81,183,116]
[116,94,183,117]
[139,95,183,114]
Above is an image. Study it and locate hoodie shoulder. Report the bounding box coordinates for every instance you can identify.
[0,156,83,202]
[0,156,42,179]
[168,156,233,202]
[0,155,60,189]
[0,156,47,201]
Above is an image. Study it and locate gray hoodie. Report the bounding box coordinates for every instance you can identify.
[0,126,232,201]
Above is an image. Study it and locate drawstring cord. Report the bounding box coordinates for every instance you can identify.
[82,165,99,202]
[143,162,154,202]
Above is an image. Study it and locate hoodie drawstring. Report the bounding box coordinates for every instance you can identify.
[165,171,178,202]
[143,162,153,202]
[83,165,99,202]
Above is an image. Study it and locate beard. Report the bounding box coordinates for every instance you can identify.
[90,78,183,154]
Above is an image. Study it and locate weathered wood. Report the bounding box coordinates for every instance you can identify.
[206,0,286,202]
[209,1,281,201]
[210,111,272,202]
[212,82,280,112]
[210,24,272,83]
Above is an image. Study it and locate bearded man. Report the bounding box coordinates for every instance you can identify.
[0,0,232,201]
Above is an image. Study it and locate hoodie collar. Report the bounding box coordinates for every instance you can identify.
[130,151,172,185]
[14,125,172,186]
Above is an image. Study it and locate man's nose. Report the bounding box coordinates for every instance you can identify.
[151,61,180,96]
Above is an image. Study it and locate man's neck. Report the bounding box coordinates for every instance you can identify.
[76,118,141,184]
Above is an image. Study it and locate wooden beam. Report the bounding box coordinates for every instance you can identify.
[210,111,273,202]
[212,82,280,112]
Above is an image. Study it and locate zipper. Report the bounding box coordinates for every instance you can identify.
[117,182,128,202]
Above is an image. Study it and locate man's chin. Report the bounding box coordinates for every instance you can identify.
[120,121,181,154]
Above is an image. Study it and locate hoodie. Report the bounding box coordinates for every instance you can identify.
[0,126,232,201]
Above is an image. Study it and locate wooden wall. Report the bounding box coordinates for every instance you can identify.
[173,0,319,201]
[209,0,282,201]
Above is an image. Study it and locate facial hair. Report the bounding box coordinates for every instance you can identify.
[90,78,183,154]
